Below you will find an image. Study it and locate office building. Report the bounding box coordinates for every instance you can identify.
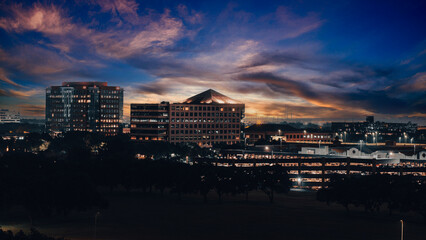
[366,116,374,124]
[131,89,245,146]
[46,82,123,135]
[0,109,20,123]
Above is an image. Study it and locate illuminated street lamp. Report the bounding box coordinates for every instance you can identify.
[265,146,273,157]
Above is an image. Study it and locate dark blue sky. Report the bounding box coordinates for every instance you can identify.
[0,0,425,123]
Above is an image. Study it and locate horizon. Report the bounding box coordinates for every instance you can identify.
[0,0,425,124]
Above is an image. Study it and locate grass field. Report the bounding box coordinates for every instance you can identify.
[1,190,425,240]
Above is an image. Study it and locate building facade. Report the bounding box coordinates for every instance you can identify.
[131,89,245,146]
[244,124,332,143]
[46,82,123,135]
[0,109,20,123]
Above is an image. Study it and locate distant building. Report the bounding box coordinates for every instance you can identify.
[0,109,20,123]
[244,124,296,143]
[46,82,123,135]
[330,121,368,134]
[130,89,245,146]
[244,123,332,143]
[366,116,374,124]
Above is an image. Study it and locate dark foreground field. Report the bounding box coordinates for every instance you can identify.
[1,190,425,240]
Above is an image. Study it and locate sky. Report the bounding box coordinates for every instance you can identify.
[0,0,425,124]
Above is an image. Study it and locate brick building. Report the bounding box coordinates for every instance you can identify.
[131,89,245,146]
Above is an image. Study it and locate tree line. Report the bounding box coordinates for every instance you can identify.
[0,228,65,240]
[0,132,292,225]
[317,174,426,220]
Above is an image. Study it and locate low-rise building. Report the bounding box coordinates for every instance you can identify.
[0,109,20,123]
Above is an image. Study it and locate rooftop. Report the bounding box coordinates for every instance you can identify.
[183,89,240,104]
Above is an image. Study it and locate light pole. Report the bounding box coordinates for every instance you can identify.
[304,130,307,143]
[414,144,416,156]
[265,146,273,158]
[94,211,101,240]
[400,219,404,240]
[359,140,363,155]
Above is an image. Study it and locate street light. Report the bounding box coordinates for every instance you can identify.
[265,146,273,157]
[94,211,101,240]
[400,219,404,240]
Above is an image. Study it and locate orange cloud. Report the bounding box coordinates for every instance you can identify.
[0,68,22,87]
[0,3,75,35]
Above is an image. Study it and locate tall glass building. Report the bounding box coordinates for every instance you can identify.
[46,82,123,135]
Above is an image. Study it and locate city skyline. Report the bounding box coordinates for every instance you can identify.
[0,0,425,124]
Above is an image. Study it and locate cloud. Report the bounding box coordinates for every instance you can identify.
[177,4,203,24]
[0,88,41,98]
[399,72,426,92]
[89,10,185,58]
[235,71,426,115]
[238,51,308,70]
[93,0,139,24]
[3,45,73,75]
[17,104,45,117]
[0,68,22,87]
[274,6,324,39]
[136,82,169,95]
[0,3,75,35]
